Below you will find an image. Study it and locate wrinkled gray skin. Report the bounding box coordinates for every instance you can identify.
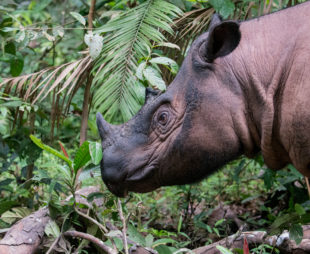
[97,2,310,197]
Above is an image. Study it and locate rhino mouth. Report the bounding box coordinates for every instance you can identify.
[104,165,158,197]
[106,182,128,197]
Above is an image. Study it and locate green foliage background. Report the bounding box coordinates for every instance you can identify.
[0,0,309,253]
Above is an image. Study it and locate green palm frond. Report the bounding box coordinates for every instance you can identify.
[92,0,182,123]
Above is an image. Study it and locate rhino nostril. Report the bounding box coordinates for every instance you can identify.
[101,165,127,184]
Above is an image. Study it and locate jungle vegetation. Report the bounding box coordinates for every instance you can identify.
[0,0,309,253]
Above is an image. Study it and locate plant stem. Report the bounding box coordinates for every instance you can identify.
[46,235,61,254]
[64,230,117,254]
[118,198,129,254]
[75,208,108,233]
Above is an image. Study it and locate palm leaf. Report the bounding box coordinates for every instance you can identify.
[92,0,182,123]
[0,56,92,134]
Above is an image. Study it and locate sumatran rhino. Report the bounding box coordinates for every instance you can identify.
[96,2,310,197]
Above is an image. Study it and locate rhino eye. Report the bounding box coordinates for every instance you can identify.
[158,112,169,125]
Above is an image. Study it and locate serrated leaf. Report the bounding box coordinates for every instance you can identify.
[30,135,73,168]
[45,220,60,238]
[216,246,234,254]
[89,141,102,165]
[70,12,86,26]
[73,141,91,172]
[136,61,147,80]
[143,66,166,91]
[127,224,146,246]
[289,224,303,245]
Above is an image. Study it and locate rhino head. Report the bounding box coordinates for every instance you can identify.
[96,15,245,197]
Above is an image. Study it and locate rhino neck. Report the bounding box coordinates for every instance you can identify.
[224,9,310,169]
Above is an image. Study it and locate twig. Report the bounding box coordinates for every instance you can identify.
[46,235,61,254]
[75,208,108,233]
[305,177,310,199]
[63,230,117,254]
[118,198,129,254]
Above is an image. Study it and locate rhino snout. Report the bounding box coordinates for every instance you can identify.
[100,159,127,184]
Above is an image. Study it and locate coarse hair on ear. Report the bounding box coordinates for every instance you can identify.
[200,20,241,62]
[209,13,222,28]
[145,87,160,103]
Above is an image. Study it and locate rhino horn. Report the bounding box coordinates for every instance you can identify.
[96,112,112,140]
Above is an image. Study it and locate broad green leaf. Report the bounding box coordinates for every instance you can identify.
[10,55,23,77]
[30,135,73,168]
[0,201,17,216]
[127,223,146,246]
[155,245,172,254]
[4,41,15,55]
[87,192,105,202]
[145,234,154,248]
[1,207,32,224]
[209,0,235,19]
[136,61,147,80]
[74,141,91,172]
[45,220,60,238]
[295,204,306,216]
[78,165,101,181]
[143,66,166,91]
[216,246,234,254]
[89,141,102,165]
[289,224,303,245]
[70,12,86,26]
[150,57,179,74]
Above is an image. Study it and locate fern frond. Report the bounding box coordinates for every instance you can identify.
[93,0,182,123]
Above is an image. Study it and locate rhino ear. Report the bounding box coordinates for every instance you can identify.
[209,14,222,28]
[201,21,241,62]
[145,87,159,103]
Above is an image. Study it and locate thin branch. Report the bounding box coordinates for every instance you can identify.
[305,177,310,199]
[63,230,117,254]
[74,207,108,233]
[46,235,61,254]
[88,0,96,30]
[118,199,129,254]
